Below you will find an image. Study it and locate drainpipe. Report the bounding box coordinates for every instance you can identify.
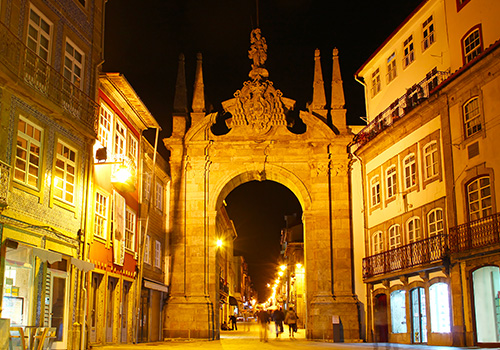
[354,75,370,121]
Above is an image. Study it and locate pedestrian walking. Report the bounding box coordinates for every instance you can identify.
[243,310,251,331]
[229,314,237,330]
[284,307,298,338]
[257,308,270,342]
[272,307,285,338]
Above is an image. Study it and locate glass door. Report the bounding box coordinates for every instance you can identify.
[473,266,500,344]
[46,268,69,349]
[411,287,427,343]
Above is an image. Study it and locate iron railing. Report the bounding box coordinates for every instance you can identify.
[449,213,500,253]
[0,160,10,207]
[0,21,97,132]
[354,68,451,147]
[362,234,447,279]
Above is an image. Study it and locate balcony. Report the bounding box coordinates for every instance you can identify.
[0,160,10,209]
[354,69,450,148]
[362,234,447,279]
[0,21,97,133]
[449,213,500,253]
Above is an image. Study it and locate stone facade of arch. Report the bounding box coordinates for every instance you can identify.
[162,33,360,340]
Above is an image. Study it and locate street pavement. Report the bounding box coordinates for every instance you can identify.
[91,322,480,350]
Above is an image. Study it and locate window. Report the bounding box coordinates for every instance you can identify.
[144,235,151,265]
[422,16,435,51]
[387,53,397,83]
[424,142,439,179]
[463,97,482,138]
[407,217,421,243]
[468,176,492,221]
[389,225,401,249]
[94,191,108,239]
[428,208,444,236]
[372,231,384,255]
[54,141,76,204]
[386,166,397,199]
[371,68,381,96]
[127,133,138,166]
[155,181,164,211]
[463,26,482,64]
[154,240,161,268]
[98,103,113,149]
[125,208,136,251]
[429,282,451,333]
[114,120,126,157]
[143,172,151,201]
[370,176,381,207]
[457,0,472,11]
[15,117,43,188]
[403,154,416,189]
[63,39,84,88]
[391,290,407,333]
[403,35,415,68]
[27,6,52,62]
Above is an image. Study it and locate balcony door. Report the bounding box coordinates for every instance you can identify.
[411,287,427,343]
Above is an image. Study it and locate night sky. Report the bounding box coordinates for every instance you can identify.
[103,0,422,301]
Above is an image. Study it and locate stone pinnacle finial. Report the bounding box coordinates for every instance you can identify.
[311,49,327,111]
[192,52,205,113]
[331,47,345,109]
[173,53,188,115]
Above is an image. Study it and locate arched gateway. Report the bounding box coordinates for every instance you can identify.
[163,29,360,341]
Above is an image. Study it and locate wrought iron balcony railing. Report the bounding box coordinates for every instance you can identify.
[354,69,451,147]
[0,21,97,132]
[449,212,500,253]
[0,160,10,208]
[362,234,447,279]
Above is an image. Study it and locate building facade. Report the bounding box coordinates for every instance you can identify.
[352,0,500,346]
[0,0,104,349]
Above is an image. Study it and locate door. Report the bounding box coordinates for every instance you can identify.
[139,289,149,342]
[106,277,117,343]
[374,293,388,342]
[473,266,500,345]
[121,281,131,343]
[411,287,427,343]
[46,268,69,349]
[89,273,103,343]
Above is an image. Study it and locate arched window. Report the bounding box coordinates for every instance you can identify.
[403,154,416,190]
[388,225,401,249]
[462,25,482,64]
[429,282,451,333]
[372,231,384,255]
[428,208,443,236]
[467,176,492,221]
[463,97,482,138]
[407,217,421,243]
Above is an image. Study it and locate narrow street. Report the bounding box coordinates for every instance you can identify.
[91,322,475,350]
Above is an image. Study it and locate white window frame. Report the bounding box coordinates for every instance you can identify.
[144,235,151,265]
[428,208,444,237]
[403,35,415,68]
[94,190,108,239]
[125,207,136,251]
[14,117,43,189]
[27,5,52,62]
[98,103,113,150]
[154,240,161,268]
[386,166,397,199]
[463,27,482,64]
[63,38,84,88]
[155,181,164,212]
[127,133,138,167]
[370,176,381,207]
[143,171,152,202]
[53,140,77,205]
[463,97,482,138]
[388,224,401,249]
[372,231,384,255]
[422,15,435,51]
[467,176,492,221]
[387,53,397,83]
[114,119,126,157]
[424,142,439,179]
[371,68,381,97]
[403,154,416,190]
[407,217,421,243]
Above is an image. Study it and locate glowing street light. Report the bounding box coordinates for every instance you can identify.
[216,239,223,248]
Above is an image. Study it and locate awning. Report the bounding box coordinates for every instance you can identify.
[229,296,238,306]
[71,257,95,272]
[32,247,62,264]
[144,279,168,293]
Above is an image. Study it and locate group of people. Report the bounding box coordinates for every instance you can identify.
[257,307,298,342]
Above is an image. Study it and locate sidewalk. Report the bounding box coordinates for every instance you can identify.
[92,322,480,350]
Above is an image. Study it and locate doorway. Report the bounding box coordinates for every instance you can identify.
[46,267,69,349]
[106,277,118,343]
[89,272,103,343]
[373,293,388,342]
[411,287,427,343]
[473,266,500,344]
[121,281,131,343]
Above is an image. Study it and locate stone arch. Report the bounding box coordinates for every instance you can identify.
[212,162,312,212]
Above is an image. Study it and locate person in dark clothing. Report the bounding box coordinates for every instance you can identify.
[273,307,285,337]
[284,307,298,338]
[229,314,237,330]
